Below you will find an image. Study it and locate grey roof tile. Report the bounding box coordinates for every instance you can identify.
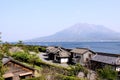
[91,54,118,65]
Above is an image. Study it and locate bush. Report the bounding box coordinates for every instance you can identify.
[35,60,69,75]
[55,74,85,80]
[12,52,41,65]
[22,76,45,80]
[97,65,118,80]
[24,45,40,53]
[12,52,29,62]
[38,47,46,52]
[22,75,84,80]
[69,64,88,76]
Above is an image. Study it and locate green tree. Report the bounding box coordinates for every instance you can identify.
[16,40,24,48]
[18,40,23,45]
[2,42,11,56]
[0,41,5,80]
[28,54,39,68]
[97,65,118,80]
[0,33,8,80]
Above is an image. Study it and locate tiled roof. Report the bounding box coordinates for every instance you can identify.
[91,54,119,65]
[58,50,70,57]
[70,48,89,54]
[46,46,70,57]
[2,57,35,70]
[46,46,59,54]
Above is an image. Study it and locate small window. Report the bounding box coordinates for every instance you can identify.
[89,54,92,58]
[86,58,89,62]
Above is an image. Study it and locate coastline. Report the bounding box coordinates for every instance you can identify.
[19,42,120,54]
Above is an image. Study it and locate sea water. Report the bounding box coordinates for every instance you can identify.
[24,42,120,54]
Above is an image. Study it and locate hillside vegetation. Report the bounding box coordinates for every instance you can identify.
[0,41,118,80]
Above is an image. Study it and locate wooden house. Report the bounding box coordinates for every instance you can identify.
[46,46,70,63]
[46,46,59,60]
[2,57,35,80]
[70,48,96,66]
[90,52,120,72]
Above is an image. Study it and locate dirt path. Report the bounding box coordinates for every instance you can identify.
[38,52,69,68]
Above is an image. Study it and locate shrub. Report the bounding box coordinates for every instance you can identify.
[12,52,41,65]
[12,52,29,62]
[55,74,85,80]
[97,65,118,80]
[22,76,45,80]
[69,64,88,76]
[38,47,46,52]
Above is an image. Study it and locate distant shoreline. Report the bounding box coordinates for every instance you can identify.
[12,41,120,43]
[9,42,120,54]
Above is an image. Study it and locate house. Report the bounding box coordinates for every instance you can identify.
[2,57,35,80]
[46,46,71,63]
[46,46,59,60]
[90,52,120,72]
[70,48,96,66]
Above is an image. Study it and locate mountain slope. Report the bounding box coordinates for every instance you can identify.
[28,23,120,42]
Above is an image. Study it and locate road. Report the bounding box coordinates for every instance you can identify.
[38,52,69,68]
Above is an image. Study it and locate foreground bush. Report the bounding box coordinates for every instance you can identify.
[69,64,88,76]
[97,65,118,80]
[55,74,86,80]
[22,74,86,80]
[12,52,29,62]
[12,52,41,65]
[22,76,45,80]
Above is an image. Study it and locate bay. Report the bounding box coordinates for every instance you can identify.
[23,42,120,54]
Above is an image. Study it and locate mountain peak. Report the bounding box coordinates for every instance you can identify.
[28,23,120,42]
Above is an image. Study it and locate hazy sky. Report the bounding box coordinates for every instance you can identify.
[0,0,120,42]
